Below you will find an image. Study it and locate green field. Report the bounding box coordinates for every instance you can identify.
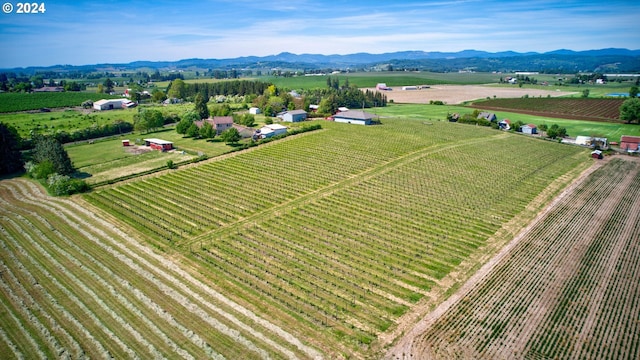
[83,118,590,357]
[0,92,121,113]
[373,104,640,140]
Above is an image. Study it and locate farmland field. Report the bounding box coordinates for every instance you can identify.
[387,157,640,359]
[0,179,319,359]
[79,119,591,357]
[0,92,121,113]
[468,97,626,122]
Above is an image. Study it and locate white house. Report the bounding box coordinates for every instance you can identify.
[280,109,307,122]
[256,124,287,139]
[333,110,377,125]
[93,99,136,110]
[249,107,261,115]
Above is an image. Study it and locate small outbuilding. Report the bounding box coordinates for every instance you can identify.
[333,110,377,125]
[281,109,307,123]
[478,112,497,122]
[521,124,538,135]
[122,140,130,147]
[249,107,261,115]
[591,150,603,159]
[144,138,173,151]
[255,124,287,139]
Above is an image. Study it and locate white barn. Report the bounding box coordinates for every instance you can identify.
[93,99,135,110]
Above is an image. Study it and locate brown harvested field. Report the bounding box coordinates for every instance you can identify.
[363,85,577,104]
[386,156,640,360]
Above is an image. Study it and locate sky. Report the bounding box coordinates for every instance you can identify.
[1,0,639,68]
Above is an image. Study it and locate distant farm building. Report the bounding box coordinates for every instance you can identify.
[575,136,608,149]
[195,116,234,135]
[93,99,136,110]
[376,83,391,90]
[521,124,538,135]
[308,104,319,112]
[249,107,261,115]
[33,86,63,92]
[338,107,349,112]
[620,135,640,152]
[122,140,130,147]
[281,109,307,122]
[144,138,173,151]
[498,119,511,130]
[478,112,497,122]
[591,150,603,159]
[333,110,377,125]
[402,86,418,90]
[255,124,287,139]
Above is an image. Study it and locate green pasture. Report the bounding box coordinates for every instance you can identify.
[374,103,639,140]
[1,108,136,138]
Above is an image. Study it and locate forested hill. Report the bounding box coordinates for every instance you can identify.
[3,48,640,74]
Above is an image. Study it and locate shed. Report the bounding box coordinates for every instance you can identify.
[255,124,287,139]
[591,150,603,159]
[333,110,377,125]
[521,124,538,135]
[281,109,307,123]
[249,107,261,115]
[620,135,640,152]
[122,140,130,147]
[144,138,173,151]
[478,112,497,122]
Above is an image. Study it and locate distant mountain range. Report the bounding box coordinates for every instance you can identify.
[5,48,640,73]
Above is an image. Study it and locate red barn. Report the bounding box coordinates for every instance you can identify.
[144,138,173,151]
[620,135,640,152]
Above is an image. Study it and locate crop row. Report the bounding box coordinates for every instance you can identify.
[187,134,587,351]
[85,120,493,243]
[409,158,640,359]
[0,179,319,359]
[471,98,624,121]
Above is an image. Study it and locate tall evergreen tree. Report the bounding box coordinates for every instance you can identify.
[194,93,209,119]
[32,136,74,175]
[0,122,24,175]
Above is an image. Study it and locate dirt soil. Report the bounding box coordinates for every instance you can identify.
[364,85,576,105]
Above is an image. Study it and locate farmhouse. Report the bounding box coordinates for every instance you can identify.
[93,99,136,110]
[620,135,640,152]
[521,124,538,135]
[195,116,234,135]
[333,110,377,125]
[255,124,287,139]
[478,112,497,122]
[280,109,307,122]
[144,138,173,151]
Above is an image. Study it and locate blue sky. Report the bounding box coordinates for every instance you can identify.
[1,0,639,68]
